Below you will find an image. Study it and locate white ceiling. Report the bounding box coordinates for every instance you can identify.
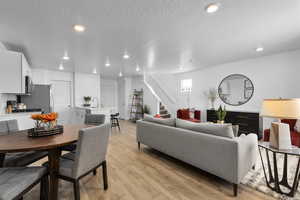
[0,0,300,77]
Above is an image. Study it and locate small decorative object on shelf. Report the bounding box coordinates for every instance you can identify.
[28,112,63,137]
[216,105,226,124]
[83,96,92,107]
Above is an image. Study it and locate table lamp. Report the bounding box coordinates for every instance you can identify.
[260,99,300,149]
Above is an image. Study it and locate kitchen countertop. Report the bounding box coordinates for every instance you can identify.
[0,112,41,118]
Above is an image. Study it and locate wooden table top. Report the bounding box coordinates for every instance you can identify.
[0,124,88,153]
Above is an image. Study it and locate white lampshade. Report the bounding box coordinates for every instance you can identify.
[260,99,300,119]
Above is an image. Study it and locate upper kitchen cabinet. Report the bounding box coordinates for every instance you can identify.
[0,51,31,94]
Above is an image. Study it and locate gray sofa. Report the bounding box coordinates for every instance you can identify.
[136,118,258,196]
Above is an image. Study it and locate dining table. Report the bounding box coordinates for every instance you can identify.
[0,124,88,200]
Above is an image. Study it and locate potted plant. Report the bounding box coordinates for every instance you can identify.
[31,112,58,129]
[83,96,92,107]
[216,105,226,124]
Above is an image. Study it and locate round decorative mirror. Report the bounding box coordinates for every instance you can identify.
[218,74,254,106]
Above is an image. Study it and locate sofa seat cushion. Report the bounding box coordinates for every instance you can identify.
[143,114,175,127]
[176,119,235,139]
[0,167,46,200]
[4,151,48,167]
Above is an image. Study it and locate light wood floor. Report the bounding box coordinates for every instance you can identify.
[25,120,274,200]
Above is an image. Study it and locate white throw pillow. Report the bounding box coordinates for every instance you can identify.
[295,120,300,132]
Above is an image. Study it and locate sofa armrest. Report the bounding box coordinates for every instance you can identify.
[236,133,258,183]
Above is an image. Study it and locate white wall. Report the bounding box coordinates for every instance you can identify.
[32,68,73,85]
[149,49,300,131]
[32,69,103,108]
[31,68,74,108]
[74,73,101,107]
[175,50,300,115]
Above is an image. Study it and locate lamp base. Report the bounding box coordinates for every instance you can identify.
[269,122,292,150]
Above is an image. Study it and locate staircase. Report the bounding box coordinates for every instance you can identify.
[144,73,177,117]
[159,102,171,118]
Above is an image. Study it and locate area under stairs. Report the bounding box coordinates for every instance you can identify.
[159,102,171,118]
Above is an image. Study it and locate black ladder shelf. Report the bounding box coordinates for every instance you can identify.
[130,89,143,122]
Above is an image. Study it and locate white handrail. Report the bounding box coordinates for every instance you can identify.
[143,73,177,116]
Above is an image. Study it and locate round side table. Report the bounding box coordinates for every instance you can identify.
[258,142,300,197]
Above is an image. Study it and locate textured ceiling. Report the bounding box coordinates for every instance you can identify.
[0,0,300,77]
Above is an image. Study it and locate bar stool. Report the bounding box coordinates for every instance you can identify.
[110,113,120,131]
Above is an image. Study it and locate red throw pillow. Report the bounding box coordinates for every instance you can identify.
[179,109,190,120]
[154,114,161,118]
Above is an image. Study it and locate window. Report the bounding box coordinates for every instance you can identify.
[180,79,192,93]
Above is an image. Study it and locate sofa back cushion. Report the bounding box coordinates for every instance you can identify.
[143,114,175,127]
[176,118,235,139]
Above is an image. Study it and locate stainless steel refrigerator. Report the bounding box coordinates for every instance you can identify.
[21,84,53,113]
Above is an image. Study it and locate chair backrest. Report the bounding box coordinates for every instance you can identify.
[0,120,18,135]
[0,121,9,135]
[7,120,19,132]
[85,114,105,125]
[110,113,119,119]
[73,123,110,178]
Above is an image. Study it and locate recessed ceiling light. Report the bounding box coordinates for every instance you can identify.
[93,68,97,74]
[179,66,184,71]
[63,55,70,60]
[62,52,70,60]
[105,58,111,67]
[59,63,64,70]
[205,3,220,13]
[136,65,140,72]
[73,24,86,32]
[255,47,264,52]
[119,71,123,77]
[123,52,130,59]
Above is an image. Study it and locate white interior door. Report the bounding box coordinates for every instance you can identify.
[101,84,116,108]
[51,80,72,112]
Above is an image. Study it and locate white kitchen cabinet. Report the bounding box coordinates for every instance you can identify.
[0,51,31,94]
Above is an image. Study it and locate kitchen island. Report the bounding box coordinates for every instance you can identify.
[0,112,41,130]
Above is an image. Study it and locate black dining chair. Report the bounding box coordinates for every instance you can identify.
[110,113,120,131]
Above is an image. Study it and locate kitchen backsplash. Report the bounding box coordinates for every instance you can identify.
[0,94,16,114]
